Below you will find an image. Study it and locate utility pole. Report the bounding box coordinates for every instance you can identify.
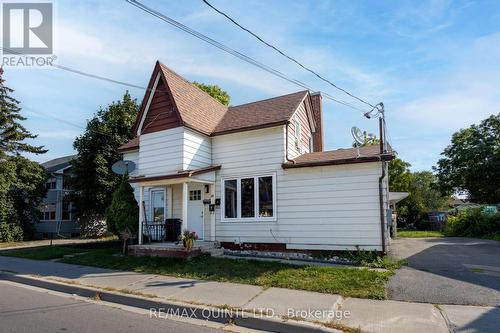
[363,102,387,153]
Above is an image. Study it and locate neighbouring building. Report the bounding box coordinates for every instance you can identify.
[118,61,394,252]
[36,155,80,238]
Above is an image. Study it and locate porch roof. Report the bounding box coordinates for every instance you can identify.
[129,165,221,185]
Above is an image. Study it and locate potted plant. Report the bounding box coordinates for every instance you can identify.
[179,230,198,251]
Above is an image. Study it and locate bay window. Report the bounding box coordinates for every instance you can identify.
[222,174,276,221]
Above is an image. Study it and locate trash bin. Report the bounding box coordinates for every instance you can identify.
[165,218,182,242]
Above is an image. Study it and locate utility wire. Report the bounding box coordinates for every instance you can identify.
[201,0,376,109]
[54,64,146,90]
[22,105,120,139]
[2,45,365,112]
[124,0,370,113]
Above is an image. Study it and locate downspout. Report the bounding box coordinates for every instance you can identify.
[285,121,295,164]
[378,117,387,253]
[378,159,387,254]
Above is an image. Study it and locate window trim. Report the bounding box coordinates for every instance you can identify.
[221,173,277,222]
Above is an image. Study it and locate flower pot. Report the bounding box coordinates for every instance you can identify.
[185,238,194,251]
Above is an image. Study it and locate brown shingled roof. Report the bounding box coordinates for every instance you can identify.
[213,90,309,135]
[118,137,139,152]
[283,145,393,168]
[121,62,314,151]
[159,63,228,135]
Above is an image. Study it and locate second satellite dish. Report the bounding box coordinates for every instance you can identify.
[351,126,365,146]
[112,160,136,175]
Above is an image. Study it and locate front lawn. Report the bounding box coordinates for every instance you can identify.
[0,246,87,260]
[397,230,444,238]
[1,246,392,299]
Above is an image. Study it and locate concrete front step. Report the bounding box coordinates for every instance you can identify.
[129,241,222,258]
[203,248,224,257]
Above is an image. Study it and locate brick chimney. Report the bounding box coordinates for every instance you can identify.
[310,92,323,152]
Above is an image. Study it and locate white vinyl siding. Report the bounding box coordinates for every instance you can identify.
[183,128,212,170]
[138,127,184,176]
[213,127,284,235]
[129,122,386,251]
[137,127,212,177]
[214,130,385,250]
[280,163,383,250]
[287,101,312,158]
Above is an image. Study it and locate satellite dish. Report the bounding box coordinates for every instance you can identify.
[351,126,365,146]
[112,160,136,175]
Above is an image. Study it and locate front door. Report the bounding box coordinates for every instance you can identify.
[187,184,204,240]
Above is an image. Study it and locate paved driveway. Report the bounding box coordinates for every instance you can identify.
[388,237,500,306]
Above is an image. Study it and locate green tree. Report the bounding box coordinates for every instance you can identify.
[69,92,138,235]
[389,157,412,192]
[8,156,48,239]
[435,113,500,203]
[105,174,138,240]
[0,68,46,158]
[0,68,47,241]
[193,81,230,106]
[352,132,380,148]
[398,171,448,226]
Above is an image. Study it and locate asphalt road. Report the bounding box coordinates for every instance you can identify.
[0,281,229,333]
[388,237,500,306]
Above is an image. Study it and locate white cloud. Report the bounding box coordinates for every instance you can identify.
[398,90,497,130]
[395,31,500,130]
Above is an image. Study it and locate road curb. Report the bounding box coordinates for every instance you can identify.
[0,272,334,333]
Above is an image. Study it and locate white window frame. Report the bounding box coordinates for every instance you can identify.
[221,173,277,222]
[150,188,167,223]
[294,115,302,152]
[308,135,313,153]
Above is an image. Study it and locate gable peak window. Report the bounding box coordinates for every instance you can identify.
[294,116,302,152]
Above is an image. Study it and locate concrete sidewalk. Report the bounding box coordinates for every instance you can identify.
[0,256,497,333]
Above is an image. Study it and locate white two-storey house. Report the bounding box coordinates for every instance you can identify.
[119,61,393,252]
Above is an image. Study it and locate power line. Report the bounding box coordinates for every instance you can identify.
[1,45,365,113]
[54,64,146,90]
[22,105,117,139]
[201,0,376,109]
[124,0,371,113]
[0,47,151,92]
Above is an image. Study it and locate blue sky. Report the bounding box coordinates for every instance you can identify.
[6,0,500,170]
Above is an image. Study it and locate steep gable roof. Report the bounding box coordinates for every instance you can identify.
[122,62,316,152]
[213,90,309,135]
[133,61,228,136]
[159,63,228,135]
